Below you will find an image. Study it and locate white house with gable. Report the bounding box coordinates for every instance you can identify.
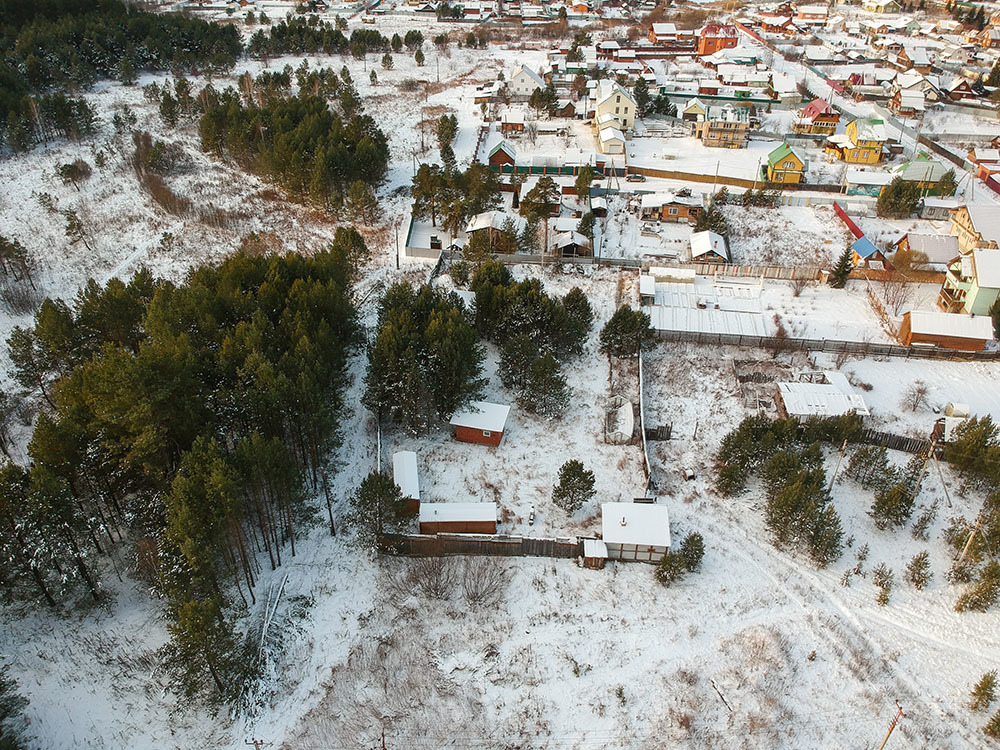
[510,65,546,98]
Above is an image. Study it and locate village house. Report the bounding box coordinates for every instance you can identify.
[796,4,829,23]
[968,148,1000,180]
[552,231,592,257]
[891,156,951,193]
[690,230,729,262]
[648,22,678,44]
[501,110,526,136]
[920,196,962,221]
[599,503,671,562]
[593,80,636,131]
[487,140,516,169]
[792,97,840,135]
[851,236,888,268]
[419,503,498,534]
[824,118,886,164]
[938,249,1000,316]
[597,122,625,154]
[639,192,703,223]
[950,204,1000,253]
[509,65,545,98]
[861,0,900,13]
[843,168,894,197]
[899,310,995,351]
[696,24,739,55]
[690,104,749,148]
[766,143,806,184]
[774,371,870,420]
[889,88,925,118]
[465,210,528,246]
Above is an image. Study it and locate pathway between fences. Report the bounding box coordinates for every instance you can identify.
[382,532,584,559]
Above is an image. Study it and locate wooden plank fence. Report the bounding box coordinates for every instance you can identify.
[381,532,584,559]
[859,428,931,455]
[653,328,1000,361]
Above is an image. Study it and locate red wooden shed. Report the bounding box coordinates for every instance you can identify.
[449,401,511,447]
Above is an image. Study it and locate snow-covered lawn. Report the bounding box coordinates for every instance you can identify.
[725,204,850,266]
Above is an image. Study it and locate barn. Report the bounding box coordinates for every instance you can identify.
[419,502,498,534]
[600,503,671,562]
[898,310,994,351]
[449,401,511,446]
[392,451,420,513]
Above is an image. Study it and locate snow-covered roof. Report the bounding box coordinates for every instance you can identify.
[595,80,634,108]
[972,249,1000,288]
[965,205,1000,245]
[465,210,527,235]
[900,233,958,264]
[652,23,677,35]
[640,192,701,209]
[392,451,419,501]
[845,169,894,186]
[851,118,887,142]
[897,90,925,110]
[777,372,870,417]
[419,502,497,524]
[599,126,625,145]
[601,503,671,548]
[922,197,961,209]
[583,538,609,559]
[639,275,655,296]
[452,289,477,309]
[690,230,728,260]
[971,149,1000,163]
[449,401,511,432]
[553,231,591,249]
[906,311,994,340]
[512,65,545,87]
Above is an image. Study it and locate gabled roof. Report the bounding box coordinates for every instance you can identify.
[777,372,870,417]
[852,235,881,259]
[601,503,671,547]
[767,143,803,168]
[801,97,836,120]
[698,23,738,37]
[682,96,707,112]
[965,205,1000,245]
[595,80,635,108]
[850,118,887,142]
[971,249,1000,288]
[690,230,728,260]
[465,210,528,235]
[512,65,545,87]
[488,140,516,160]
[906,310,994,340]
[449,401,511,432]
[898,233,958,264]
[892,157,947,183]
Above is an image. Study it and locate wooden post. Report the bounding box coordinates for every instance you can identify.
[877,702,905,750]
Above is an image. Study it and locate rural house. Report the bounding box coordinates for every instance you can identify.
[690,104,749,148]
[950,204,1000,253]
[792,97,839,135]
[899,310,995,351]
[690,230,729,262]
[392,451,420,514]
[851,236,887,268]
[600,503,671,562]
[937,249,1000,316]
[766,143,806,184]
[696,24,739,55]
[893,233,959,272]
[593,80,636,131]
[488,140,516,168]
[891,156,950,193]
[449,401,511,446]
[510,65,545,97]
[639,192,703,222]
[824,118,886,164]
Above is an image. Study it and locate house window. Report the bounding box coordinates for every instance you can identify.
[668,207,678,215]
[616,95,621,103]
[783,160,795,168]
[615,107,620,114]
[482,430,492,437]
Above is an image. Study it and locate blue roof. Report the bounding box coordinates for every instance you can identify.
[852,236,880,259]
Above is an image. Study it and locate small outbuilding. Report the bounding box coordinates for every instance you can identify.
[583,538,609,569]
[419,502,498,534]
[449,401,511,446]
[775,371,870,419]
[600,502,671,562]
[898,310,994,351]
[690,230,729,262]
[392,451,420,513]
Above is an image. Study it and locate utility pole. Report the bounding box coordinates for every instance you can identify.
[827,438,849,492]
[958,513,983,564]
[877,701,905,750]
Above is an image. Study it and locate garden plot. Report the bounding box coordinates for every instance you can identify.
[724,204,849,267]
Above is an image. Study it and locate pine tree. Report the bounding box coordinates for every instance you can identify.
[382,53,393,70]
[347,471,414,552]
[680,532,705,573]
[159,90,179,127]
[598,306,654,359]
[986,707,1000,739]
[972,671,998,712]
[873,563,894,606]
[905,550,932,590]
[829,247,854,288]
[956,561,1000,612]
[654,550,688,585]
[392,33,403,53]
[552,460,596,513]
[562,287,593,354]
[0,665,27,749]
[870,482,915,530]
[415,48,425,66]
[499,334,537,390]
[633,76,650,117]
[519,353,570,418]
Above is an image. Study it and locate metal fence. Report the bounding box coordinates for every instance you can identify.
[653,328,1000,361]
[381,532,584,559]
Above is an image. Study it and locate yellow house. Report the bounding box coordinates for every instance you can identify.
[824,118,886,164]
[950,204,1000,254]
[593,80,636,132]
[766,143,805,183]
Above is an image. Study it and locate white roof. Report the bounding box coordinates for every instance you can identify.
[513,65,545,87]
[777,372,870,417]
[966,205,1000,245]
[601,503,671,548]
[845,169,894,186]
[465,210,527,235]
[639,274,655,296]
[690,230,728,261]
[972,149,1000,163]
[392,451,419,500]
[852,119,887,141]
[419,502,497,523]
[972,249,1000,288]
[922,197,961,209]
[651,22,677,35]
[599,126,625,144]
[901,233,958,264]
[452,289,477,308]
[640,192,702,209]
[449,401,511,432]
[906,310,994,339]
[583,538,608,558]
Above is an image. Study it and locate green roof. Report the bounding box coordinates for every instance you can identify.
[767,143,800,168]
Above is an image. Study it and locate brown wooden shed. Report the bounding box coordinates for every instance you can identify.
[449,401,511,447]
[898,311,993,351]
[419,502,498,534]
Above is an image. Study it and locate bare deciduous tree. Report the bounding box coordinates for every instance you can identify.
[461,558,508,607]
[900,380,929,412]
[880,276,913,317]
[413,557,456,600]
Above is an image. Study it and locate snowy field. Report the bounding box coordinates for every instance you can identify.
[2,15,1000,750]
